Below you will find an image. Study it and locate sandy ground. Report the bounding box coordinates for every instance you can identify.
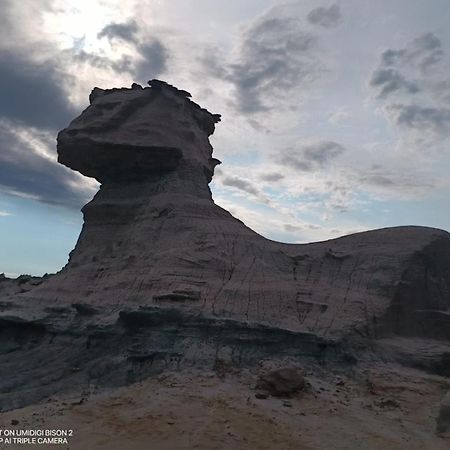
[0,364,449,450]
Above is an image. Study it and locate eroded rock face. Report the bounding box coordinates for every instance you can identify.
[10,79,450,340]
[57,80,221,183]
[1,80,450,410]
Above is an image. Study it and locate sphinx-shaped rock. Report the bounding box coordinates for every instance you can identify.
[1,80,449,410]
[30,79,450,340]
[58,80,221,184]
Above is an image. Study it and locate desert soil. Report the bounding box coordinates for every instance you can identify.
[0,363,449,450]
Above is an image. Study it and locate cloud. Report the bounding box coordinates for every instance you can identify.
[0,50,76,130]
[97,20,139,43]
[371,33,445,100]
[380,33,443,72]
[355,163,438,201]
[230,18,318,113]
[0,119,96,208]
[221,175,259,196]
[328,107,349,124]
[204,5,323,115]
[94,19,168,82]
[135,40,169,82]
[387,104,450,133]
[0,8,168,210]
[307,4,341,28]
[0,211,13,217]
[369,31,450,152]
[277,141,346,171]
[370,68,420,98]
[406,32,443,71]
[284,222,319,233]
[259,172,285,182]
[97,20,168,81]
[67,49,133,73]
[212,195,306,241]
[63,39,168,84]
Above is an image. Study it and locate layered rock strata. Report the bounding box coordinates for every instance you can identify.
[0,80,449,410]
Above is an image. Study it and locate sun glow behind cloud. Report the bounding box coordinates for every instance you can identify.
[42,0,128,52]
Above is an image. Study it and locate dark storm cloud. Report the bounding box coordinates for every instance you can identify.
[0,12,167,208]
[370,68,420,98]
[97,20,139,43]
[0,51,76,130]
[278,141,345,171]
[306,4,341,28]
[0,123,92,208]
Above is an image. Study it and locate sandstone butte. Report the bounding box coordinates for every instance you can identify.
[0,80,449,414]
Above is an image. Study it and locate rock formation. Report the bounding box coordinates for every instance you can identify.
[0,80,449,411]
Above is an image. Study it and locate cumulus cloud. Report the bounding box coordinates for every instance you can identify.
[370,31,450,151]
[229,18,318,113]
[66,49,133,73]
[370,33,445,99]
[370,68,420,98]
[277,141,346,171]
[98,20,139,43]
[380,33,443,71]
[96,20,169,82]
[307,4,341,28]
[135,40,168,82]
[369,33,445,100]
[387,104,450,134]
[65,39,168,83]
[203,4,325,115]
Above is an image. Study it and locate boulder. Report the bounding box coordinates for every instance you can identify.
[256,368,306,397]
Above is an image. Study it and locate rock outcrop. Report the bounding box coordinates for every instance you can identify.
[0,80,449,411]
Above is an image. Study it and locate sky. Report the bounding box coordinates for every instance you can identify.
[1,0,450,277]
